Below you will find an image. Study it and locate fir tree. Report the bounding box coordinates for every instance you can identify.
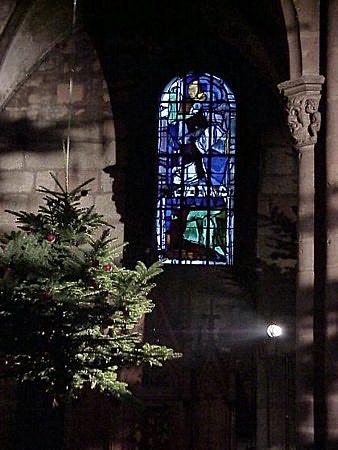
[0,174,179,405]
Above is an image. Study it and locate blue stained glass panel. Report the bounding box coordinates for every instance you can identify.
[157,73,236,264]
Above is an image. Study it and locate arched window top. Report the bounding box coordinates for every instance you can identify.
[156,72,236,265]
[161,73,235,112]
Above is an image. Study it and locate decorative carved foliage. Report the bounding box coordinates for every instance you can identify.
[285,94,321,148]
[278,76,325,150]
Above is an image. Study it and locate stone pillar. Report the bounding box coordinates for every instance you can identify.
[278,75,325,448]
[325,2,338,447]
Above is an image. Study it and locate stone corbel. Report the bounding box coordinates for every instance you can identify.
[277,75,325,149]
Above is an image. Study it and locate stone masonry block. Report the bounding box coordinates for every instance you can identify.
[28,94,52,105]
[56,84,70,104]
[43,106,68,122]
[103,118,115,142]
[261,175,297,195]
[0,223,17,234]
[26,195,44,214]
[100,172,113,193]
[263,147,296,175]
[25,151,65,170]
[57,83,84,104]
[25,76,43,87]
[70,144,111,170]
[257,197,272,217]
[95,193,120,220]
[2,107,27,120]
[109,221,124,246]
[67,170,99,192]
[0,151,24,170]
[0,171,34,193]
[70,124,101,142]
[0,194,29,217]
[35,171,59,191]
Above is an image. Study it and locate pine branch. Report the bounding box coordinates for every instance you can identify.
[0,173,181,404]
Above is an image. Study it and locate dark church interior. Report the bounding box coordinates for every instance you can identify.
[0,1,336,449]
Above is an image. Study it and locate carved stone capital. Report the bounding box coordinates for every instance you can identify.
[278,75,325,149]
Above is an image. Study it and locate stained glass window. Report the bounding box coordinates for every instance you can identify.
[156,73,236,265]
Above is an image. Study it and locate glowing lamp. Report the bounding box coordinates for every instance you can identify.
[266,324,282,338]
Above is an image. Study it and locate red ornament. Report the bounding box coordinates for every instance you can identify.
[103,263,112,272]
[46,233,56,243]
[41,291,53,301]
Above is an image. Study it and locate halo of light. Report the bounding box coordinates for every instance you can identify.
[266,324,283,338]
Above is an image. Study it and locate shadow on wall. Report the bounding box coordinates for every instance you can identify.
[0,116,115,153]
[103,164,126,222]
[0,116,118,227]
[0,117,62,151]
[295,298,338,449]
[0,117,68,227]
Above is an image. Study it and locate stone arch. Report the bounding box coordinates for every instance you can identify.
[280,0,321,78]
[0,2,119,242]
[0,0,74,110]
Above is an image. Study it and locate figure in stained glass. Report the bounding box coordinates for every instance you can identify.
[157,73,236,264]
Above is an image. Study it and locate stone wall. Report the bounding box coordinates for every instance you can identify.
[0,29,124,450]
[255,124,298,449]
[0,30,123,244]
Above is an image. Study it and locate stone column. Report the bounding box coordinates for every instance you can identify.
[278,75,325,448]
[325,2,338,447]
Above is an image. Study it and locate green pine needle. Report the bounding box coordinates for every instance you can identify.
[0,174,181,404]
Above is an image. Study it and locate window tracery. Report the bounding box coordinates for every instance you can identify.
[156,73,236,264]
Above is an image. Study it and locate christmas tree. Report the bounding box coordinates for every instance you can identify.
[0,174,179,405]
